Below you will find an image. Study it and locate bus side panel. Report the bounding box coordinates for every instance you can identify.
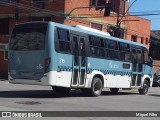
[116,62,132,88]
[142,65,153,87]
[48,23,72,87]
[85,57,106,88]
[86,57,132,88]
[106,61,131,88]
[56,53,73,87]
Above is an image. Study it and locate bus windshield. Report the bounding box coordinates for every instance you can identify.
[10,25,47,51]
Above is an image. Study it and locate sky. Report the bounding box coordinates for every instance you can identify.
[129,0,160,30]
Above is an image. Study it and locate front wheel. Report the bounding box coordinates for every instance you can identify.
[138,80,149,95]
[89,77,103,97]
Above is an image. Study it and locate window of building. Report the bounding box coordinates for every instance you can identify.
[110,0,125,14]
[146,38,149,45]
[0,18,9,35]
[57,28,70,53]
[90,0,105,7]
[90,23,102,31]
[141,37,144,44]
[131,35,137,42]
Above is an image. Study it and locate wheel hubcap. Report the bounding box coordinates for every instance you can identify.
[143,83,148,93]
[94,82,101,94]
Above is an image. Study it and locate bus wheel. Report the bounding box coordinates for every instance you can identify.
[138,80,149,95]
[90,77,103,97]
[110,88,119,94]
[52,86,70,95]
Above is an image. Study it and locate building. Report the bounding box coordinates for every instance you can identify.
[0,0,151,79]
[150,31,160,75]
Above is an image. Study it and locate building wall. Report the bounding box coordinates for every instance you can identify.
[126,16,150,48]
[0,0,151,79]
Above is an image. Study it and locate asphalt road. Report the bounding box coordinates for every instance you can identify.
[0,80,160,120]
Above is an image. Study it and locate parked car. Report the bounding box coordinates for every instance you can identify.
[152,75,160,87]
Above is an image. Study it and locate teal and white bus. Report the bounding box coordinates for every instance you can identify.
[8,22,153,96]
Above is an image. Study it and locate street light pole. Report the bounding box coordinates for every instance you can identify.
[116,0,138,38]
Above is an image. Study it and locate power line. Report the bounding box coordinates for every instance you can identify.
[2,1,160,19]
[130,10,160,14]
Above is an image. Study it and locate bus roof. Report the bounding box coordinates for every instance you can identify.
[50,22,146,48]
[14,21,146,48]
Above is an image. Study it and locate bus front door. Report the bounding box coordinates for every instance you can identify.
[71,35,87,87]
[131,48,143,87]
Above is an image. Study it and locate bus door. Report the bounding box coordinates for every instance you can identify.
[131,47,143,87]
[71,35,87,87]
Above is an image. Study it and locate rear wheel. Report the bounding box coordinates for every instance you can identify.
[138,80,149,95]
[110,88,119,94]
[52,86,70,95]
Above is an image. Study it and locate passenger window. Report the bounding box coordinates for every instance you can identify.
[143,50,150,63]
[108,40,118,50]
[120,52,131,61]
[119,43,131,61]
[119,43,130,52]
[89,36,105,57]
[89,36,104,47]
[107,40,119,59]
[58,29,69,42]
[57,28,70,53]
[108,49,119,59]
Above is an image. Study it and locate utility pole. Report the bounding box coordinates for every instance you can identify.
[116,0,120,38]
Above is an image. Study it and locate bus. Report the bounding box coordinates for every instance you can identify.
[8,22,153,96]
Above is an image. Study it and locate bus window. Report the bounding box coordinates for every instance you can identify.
[132,49,137,72]
[137,50,142,72]
[57,29,70,53]
[89,36,105,57]
[119,42,130,52]
[120,52,131,61]
[107,40,119,59]
[143,49,151,66]
[108,40,118,50]
[119,43,131,61]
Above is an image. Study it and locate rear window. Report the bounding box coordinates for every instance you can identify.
[10,24,47,51]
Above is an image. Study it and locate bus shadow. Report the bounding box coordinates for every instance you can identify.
[101,91,138,96]
[0,90,138,98]
[148,94,160,97]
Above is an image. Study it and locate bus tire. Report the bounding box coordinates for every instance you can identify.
[52,86,70,95]
[89,77,103,97]
[138,80,149,95]
[110,88,119,94]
